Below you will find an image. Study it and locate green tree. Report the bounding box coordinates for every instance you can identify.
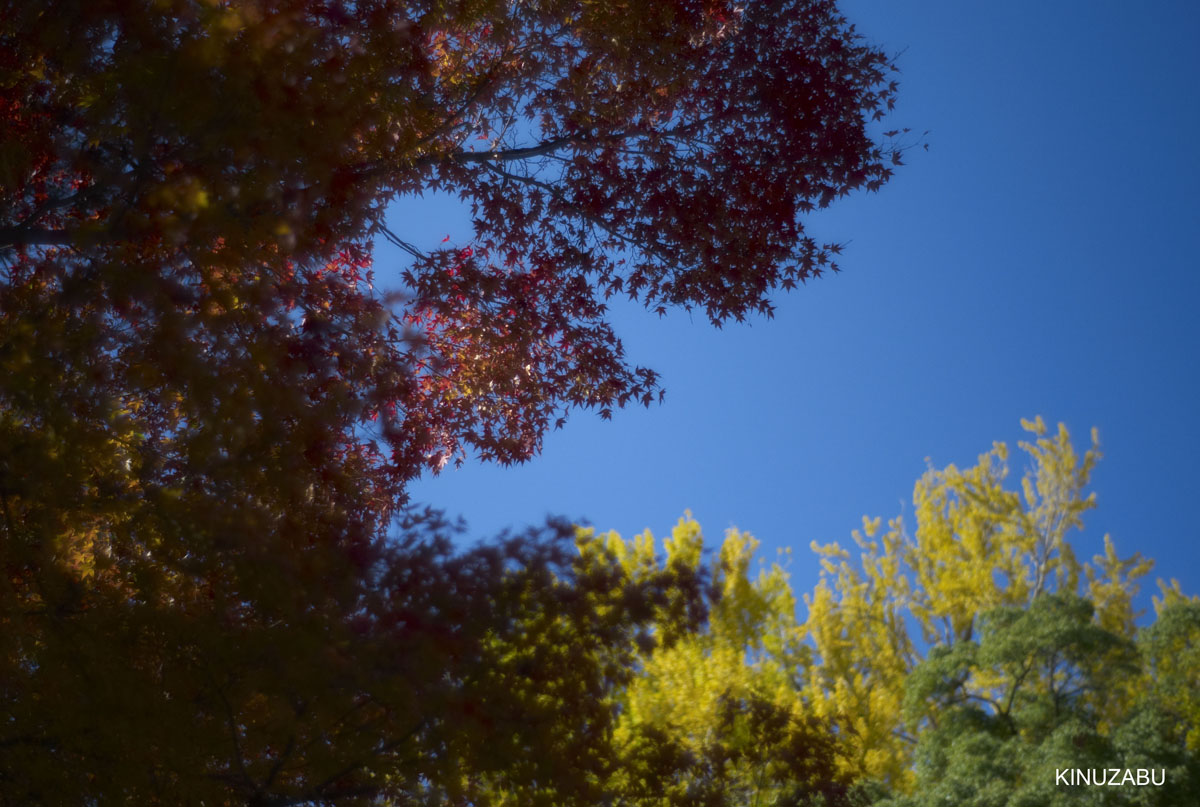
[1139,584,1200,754]
[878,594,1200,806]
[800,418,1153,787]
[591,421,1200,805]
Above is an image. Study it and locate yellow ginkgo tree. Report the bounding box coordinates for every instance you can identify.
[800,418,1153,788]
[582,517,856,807]
[598,419,1184,802]
[586,419,1196,806]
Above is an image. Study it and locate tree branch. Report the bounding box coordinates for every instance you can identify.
[452,134,583,163]
[0,226,78,249]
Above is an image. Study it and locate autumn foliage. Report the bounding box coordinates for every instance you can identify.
[2,0,901,480]
[600,423,1200,806]
[2,0,906,803]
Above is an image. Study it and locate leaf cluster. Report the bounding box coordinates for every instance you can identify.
[2,0,905,478]
[1,2,909,801]
[1,507,716,805]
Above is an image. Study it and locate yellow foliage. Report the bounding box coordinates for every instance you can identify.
[596,515,816,802]
[800,418,1150,788]
[582,420,1182,798]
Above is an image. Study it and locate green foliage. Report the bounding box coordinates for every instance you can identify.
[798,419,1199,803]
[597,421,1200,807]
[800,418,1154,786]
[877,595,1200,807]
[1140,587,1200,753]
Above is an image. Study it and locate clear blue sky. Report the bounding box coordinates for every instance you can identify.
[383,0,1200,612]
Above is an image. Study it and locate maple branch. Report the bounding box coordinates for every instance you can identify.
[449,120,701,165]
[476,160,674,265]
[377,224,425,259]
[477,159,558,194]
[0,225,79,249]
[452,113,720,165]
[453,134,583,163]
[416,60,510,150]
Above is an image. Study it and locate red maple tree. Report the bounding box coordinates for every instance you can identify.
[1,1,904,802]
[3,0,902,500]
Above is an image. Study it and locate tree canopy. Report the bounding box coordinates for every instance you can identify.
[2,0,903,488]
[1,508,717,805]
[589,519,857,807]
[2,1,907,804]
[600,421,1200,806]
[878,591,1200,807]
[800,418,1158,787]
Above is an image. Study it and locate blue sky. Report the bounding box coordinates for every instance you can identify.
[384,0,1200,612]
